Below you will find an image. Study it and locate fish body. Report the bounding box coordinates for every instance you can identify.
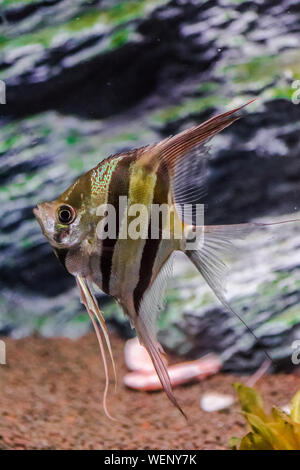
[34,101,288,417]
[39,149,179,302]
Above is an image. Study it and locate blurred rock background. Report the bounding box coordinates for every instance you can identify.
[0,0,299,372]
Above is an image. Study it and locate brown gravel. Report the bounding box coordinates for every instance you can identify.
[0,334,299,450]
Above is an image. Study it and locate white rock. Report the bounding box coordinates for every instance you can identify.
[200,392,235,412]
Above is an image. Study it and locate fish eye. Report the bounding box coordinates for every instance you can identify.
[57,205,76,225]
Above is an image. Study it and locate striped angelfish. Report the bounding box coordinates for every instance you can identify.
[34,102,292,419]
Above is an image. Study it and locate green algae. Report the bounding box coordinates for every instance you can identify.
[108,26,133,49]
[148,74,259,126]
[258,271,300,299]
[0,0,169,50]
[196,81,221,94]
[263,86,297,102]
[66,129,81,146]
[73,314,90,324]
[0,134,20,153]
[269,304,300,328]
[111,132,140,142]
[20,237,34,250]
[0,110,159,208]
[150,94,228,126]
[221,50,300,98]
[159,282,216,330]
[221,0,247,4]
[103,299,124,322]
[2,0,40,6]
[68,157,85,173]
[149,91,257,126]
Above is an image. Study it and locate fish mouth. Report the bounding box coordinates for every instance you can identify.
[33,204,58,245]
[33,205,42,225]
[33,205,45,232]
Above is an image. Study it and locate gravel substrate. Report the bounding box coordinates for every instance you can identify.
[0,334,299,450]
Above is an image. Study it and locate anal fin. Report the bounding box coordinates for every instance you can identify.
[132,254,187,419]
[136,317,187,420]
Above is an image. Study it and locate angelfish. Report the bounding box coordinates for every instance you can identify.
[33,102,289,418]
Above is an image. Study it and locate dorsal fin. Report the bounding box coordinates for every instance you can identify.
[138,101,256,223]
[139,100,256,171]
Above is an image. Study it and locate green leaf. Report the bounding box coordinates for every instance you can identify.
[244,413,276,445]
[233,383,268,421]
[291,390,300,424]
[271,407,300,449]
[239,432,273,450]
[230,386,300,450]
[229,437,241,450]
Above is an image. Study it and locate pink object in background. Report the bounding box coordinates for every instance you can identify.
[124,337,158,372]
[123,337,222,391]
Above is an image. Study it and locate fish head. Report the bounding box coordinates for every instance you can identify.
[33,173,94,250]
[33,200,83,249]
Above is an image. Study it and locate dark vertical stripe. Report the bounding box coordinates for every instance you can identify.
[133,162,169,312]
[100,152,137,294]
